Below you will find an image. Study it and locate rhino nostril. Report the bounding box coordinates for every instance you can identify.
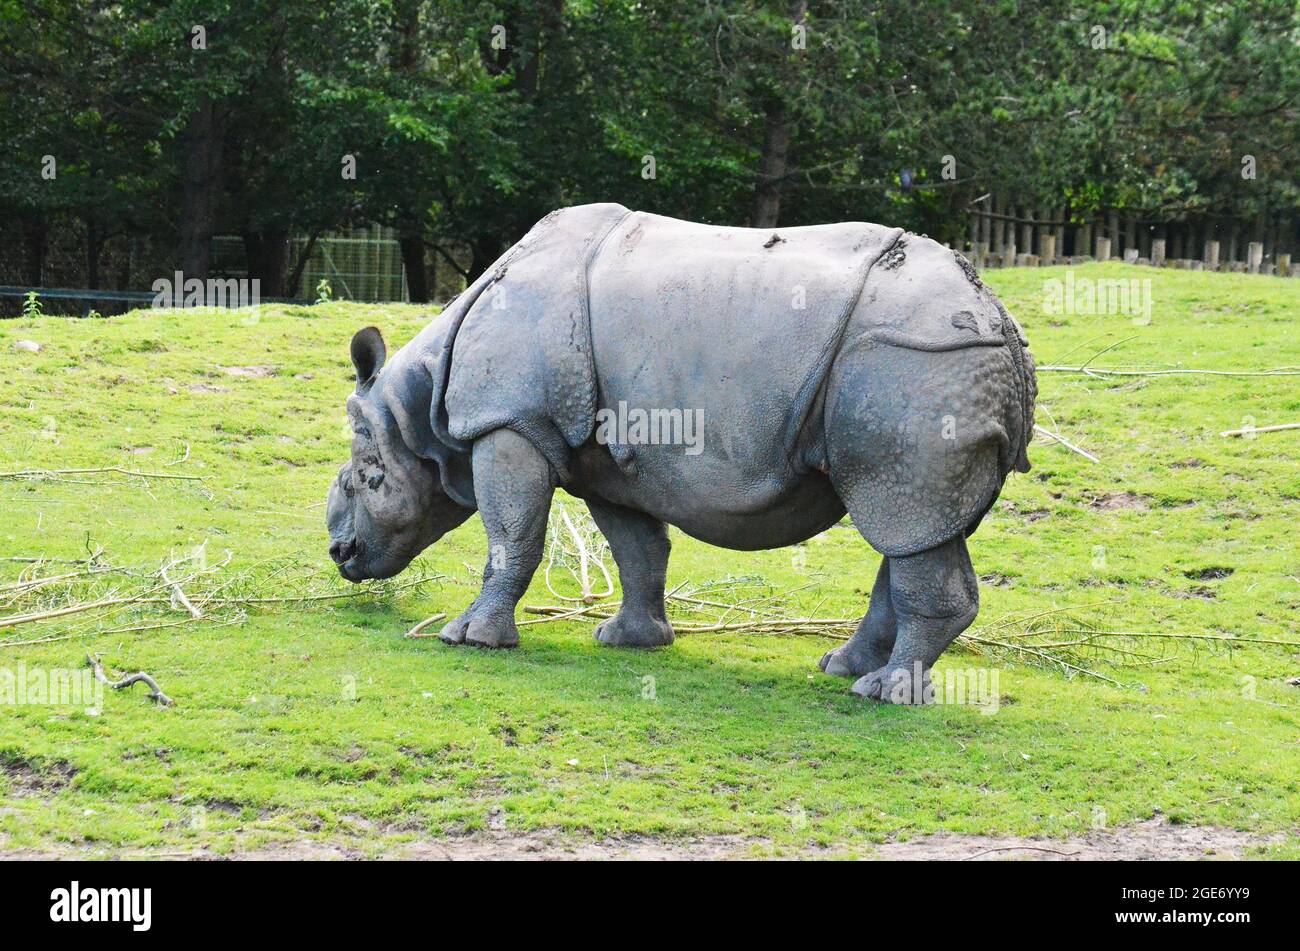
[330,538,357,565]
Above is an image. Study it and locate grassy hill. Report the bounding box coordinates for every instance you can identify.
[1,264,1297,857]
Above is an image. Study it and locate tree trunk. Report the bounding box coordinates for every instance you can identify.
[22,216,47,286]
[400,234,430,303]
[752,97,791,228]
[468,236,504,283]
[243,230,289,298]
[86,218,101,291]
[992,196,1006,253]
[179,97,222,279]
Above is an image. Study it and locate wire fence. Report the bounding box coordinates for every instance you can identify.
[0,221,421,318]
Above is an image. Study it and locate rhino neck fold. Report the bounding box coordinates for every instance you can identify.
[375,314,479,509]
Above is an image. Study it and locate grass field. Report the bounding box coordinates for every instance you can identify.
[1,263,1297,859]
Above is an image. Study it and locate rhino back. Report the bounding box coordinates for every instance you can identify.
[586,212,900,515]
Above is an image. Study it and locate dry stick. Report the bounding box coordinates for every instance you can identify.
[161,561,202,619]
[212,575,439,606]
[1039,366,1300,377]
[404,613,448,638]
[961,846,1079,861]
[87,653,174,706]
[544,507,614,603]
[1033,424,1101,464]
[0,595,168,629]
[0,555,224,629]
[974,599,1123,633]
[1043,629,1300,649]
[519,602,618,626]
[1076,335,1139,374]
[3,615,234,649]
[0,564,117,594]
[0,466,202,481]
[1220,422,1300,438]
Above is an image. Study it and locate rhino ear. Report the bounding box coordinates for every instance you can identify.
[350,327,386,390]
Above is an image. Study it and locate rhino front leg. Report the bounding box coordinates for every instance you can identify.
[438,429,554,649]
[586,500,674,648]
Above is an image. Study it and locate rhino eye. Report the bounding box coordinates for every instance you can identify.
[366,471,385,490]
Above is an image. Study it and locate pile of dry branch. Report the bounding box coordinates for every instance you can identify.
[0,546,444,694]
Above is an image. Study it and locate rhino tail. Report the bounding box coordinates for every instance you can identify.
[996,301,1036,474]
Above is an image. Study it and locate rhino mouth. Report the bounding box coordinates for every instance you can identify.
[338,557,368,583]
[337,546,408,583]
[331,536,373,582]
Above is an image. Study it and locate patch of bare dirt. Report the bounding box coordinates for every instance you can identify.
[1,756,76,797]
[1088,492,1151,512]
[1183,566,1234,581]
[862,820,1281,861]
[186,382,230,394]
[217,364,277,379]
[2,820,1286,861]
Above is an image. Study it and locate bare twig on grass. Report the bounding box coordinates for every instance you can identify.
[1032,424,1102,464]
[543,504,614,603]
[1039,365,1300,378]
[1040,336,1300,379]
[404,613,448,638]
[1220,422,1300,438]
[0,549,445,650]
[87,653,174,706]
[161,559,202,619]
[0,595,165,630]
[0,564,118,595]
[0,466,202,482]
[961,845,1079,860]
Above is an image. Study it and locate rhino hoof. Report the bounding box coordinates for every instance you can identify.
[819,645,877,678]
[464,613,520,649]
[437,615,470,645]
[850,665,932,705]
[594,614,674,648]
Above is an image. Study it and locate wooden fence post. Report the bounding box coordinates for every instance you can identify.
[1152,239,1166,267]
[1247,242,1264,274]
[1096,236,1112,261]
[1040,234,1056,264]
[1275,253,1291,276]
[1203,240,1220,271]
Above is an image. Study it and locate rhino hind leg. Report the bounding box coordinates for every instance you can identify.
[586,499,674,648]
[438,429,555,650]
[820,558,896,678]
[848,535,978,704]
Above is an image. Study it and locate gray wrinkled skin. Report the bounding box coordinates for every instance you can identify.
[326,204,1036,702]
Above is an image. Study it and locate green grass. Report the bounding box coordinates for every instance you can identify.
[0,264,1297,857]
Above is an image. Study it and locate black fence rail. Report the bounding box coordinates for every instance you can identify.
[0,286,311,319]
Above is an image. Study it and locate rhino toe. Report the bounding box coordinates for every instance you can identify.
[594,613,674,648]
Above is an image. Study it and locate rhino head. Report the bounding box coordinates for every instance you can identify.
[327,326,474,581]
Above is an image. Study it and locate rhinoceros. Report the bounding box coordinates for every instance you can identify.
[326,203,1036,703]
